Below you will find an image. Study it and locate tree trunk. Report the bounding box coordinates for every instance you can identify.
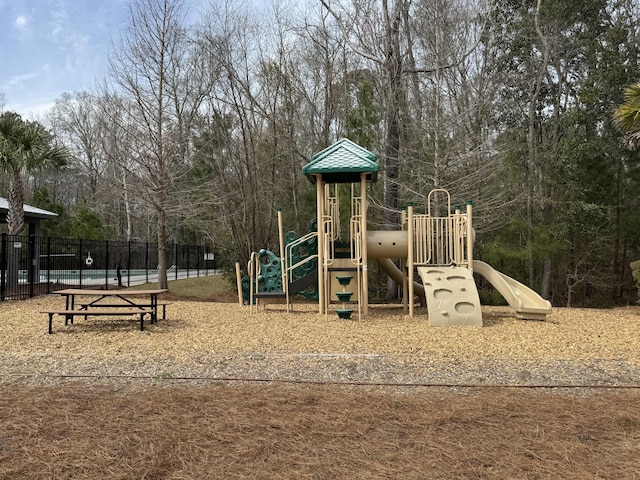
[8,172,25,236]
[383,0,402,230]
[7,172,25,293]
[541,257,551,300]
[157,206,168,290]
[384,1,403,301]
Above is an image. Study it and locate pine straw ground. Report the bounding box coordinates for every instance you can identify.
[1,293,640,479]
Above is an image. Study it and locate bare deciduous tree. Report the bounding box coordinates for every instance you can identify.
[107,0,209,288]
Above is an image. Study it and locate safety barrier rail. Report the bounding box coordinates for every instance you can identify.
[284,231,319,294]
[412,213,469,266]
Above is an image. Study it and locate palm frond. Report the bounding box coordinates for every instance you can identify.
[614,82,640,134]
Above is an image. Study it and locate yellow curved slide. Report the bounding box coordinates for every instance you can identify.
[472,260,552,320]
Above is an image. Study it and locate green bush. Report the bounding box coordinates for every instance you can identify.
[631,260,640,304]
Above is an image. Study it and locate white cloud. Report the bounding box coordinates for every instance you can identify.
[1,72,38,89]
[13,98,57,121]
[50,0,69,42]
[14,15,28,29]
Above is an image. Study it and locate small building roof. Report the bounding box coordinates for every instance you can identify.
[0,196,58,222]
[302,138,379,184]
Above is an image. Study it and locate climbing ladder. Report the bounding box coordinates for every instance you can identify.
[321,183,363,320]
[335,275,355,319]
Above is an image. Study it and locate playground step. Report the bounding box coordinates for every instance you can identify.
[335,275,353,287]
[253,291,287,299]
[335,308,354,320]
[335,291,353,302]
[289,270,318,295]
[333,241,351,258]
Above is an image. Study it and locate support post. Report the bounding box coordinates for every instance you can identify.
[316,175,325,314]
[401,206,407,313]
[360,173,368,315]
[408,202,415,317]
[277,209,287,308]
[235,260,243,307]
[466,200,473,272]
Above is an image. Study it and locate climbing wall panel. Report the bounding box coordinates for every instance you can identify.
[417,266,482,326]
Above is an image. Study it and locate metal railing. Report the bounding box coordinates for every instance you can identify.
[412,213,469,266]
[284,232,319,284]
[0,234,217,301]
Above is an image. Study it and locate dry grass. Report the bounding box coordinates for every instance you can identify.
[1,382,639,479]
[132,274,236,302]
[1,290,640,478]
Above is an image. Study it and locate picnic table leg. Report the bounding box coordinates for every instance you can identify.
[140,313,145,331]
[150,295,158,323]
[48,313,54,334]
[63,296,74,325]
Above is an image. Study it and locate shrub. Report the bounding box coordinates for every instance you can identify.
[631,260,640,304]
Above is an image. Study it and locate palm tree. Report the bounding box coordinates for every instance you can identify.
[0,112,68,235]
[614,82,640,149]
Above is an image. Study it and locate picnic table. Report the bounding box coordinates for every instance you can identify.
[43,288,169,333]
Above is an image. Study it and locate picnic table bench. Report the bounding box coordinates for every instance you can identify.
[77,301,173,320]
[42,309,154,333]
[43,288,168,333]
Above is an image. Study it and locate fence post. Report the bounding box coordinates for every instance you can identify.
[0,233,6,301]
[105,240,110,289]
[145,242,149,284]
[127,240,132,287]
[28,234,35,298]
[175,243,179,280]
[79,239,83,289]
[46,237,51,294]
[186,245,190,278]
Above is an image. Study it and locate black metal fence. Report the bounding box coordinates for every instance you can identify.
[0,234,217,301]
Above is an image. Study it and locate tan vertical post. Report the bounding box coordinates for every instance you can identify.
[454,205,461,266]
[316,175,325,314]
[407,202,415,317]
[277,209,288,309]
[248,256,255,315]
[401,206,408,314]
[466,200,473,272]
[235,261,243,307]
[360,173,368,315]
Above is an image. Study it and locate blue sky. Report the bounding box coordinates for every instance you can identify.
[0,0,131,118]
[0,0,209,120]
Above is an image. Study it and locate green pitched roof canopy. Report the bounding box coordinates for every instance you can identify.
[302,138,379,184]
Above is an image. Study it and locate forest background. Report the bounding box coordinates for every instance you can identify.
[1,0,639,308]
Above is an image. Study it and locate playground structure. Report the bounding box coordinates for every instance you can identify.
[238,138,552,325]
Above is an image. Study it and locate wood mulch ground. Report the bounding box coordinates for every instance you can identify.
[1,296,639,478]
